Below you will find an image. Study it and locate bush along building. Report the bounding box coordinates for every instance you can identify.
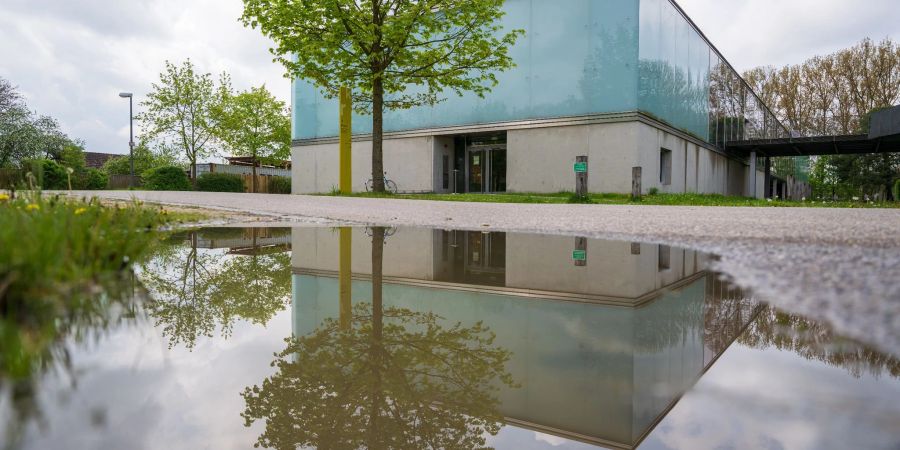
[291,0,800,197]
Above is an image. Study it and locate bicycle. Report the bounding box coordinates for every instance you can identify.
[364,172,399,194]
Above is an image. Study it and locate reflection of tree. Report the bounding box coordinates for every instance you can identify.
[242,227,515,450]
[139,229,291,349]
[739,307,900,379]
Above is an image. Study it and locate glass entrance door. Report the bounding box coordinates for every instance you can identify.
[468,150,485,193]
[466,146,506,193]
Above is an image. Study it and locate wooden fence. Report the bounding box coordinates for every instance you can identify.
[242,174,272,193]
[108,175,142,189]
[0,168,24,189]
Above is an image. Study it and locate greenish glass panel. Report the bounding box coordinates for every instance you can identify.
[293,0,640,140]
[637,0,710,141]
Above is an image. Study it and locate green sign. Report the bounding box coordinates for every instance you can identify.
[572,250,587,261]
[574,162,587,173]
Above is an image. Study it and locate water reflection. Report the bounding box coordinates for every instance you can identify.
[740,308,900,380]
[290,228,761,448]
[139,228,292,349]
[1,226,898,450]
[243,228,515,449]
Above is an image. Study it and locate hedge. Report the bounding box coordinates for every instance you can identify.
[78,168,109,190]
[28,159,69,190]
[197,172,245,193]
[269,176,291,194]
[143,166,191,191]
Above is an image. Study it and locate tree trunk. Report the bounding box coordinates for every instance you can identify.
[252,157,258,194]
[190,160,197,189]
[371,77,385,193]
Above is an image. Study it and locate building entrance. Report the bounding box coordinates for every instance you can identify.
[464,134,507,193]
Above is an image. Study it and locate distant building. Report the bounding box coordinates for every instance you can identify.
[291,0,789,197]
[84,152,120,169]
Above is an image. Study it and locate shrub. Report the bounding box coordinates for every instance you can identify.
[894,179,900,203]
[27,159,69,190]
[143,166,191,191]
[79,168,109,190]
[270,176,291,194]
[648,187,660,196]
[197,172,245,193]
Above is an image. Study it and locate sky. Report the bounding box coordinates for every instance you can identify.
[0,0,898,155]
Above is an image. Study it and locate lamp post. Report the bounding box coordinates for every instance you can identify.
[118,92,134,188]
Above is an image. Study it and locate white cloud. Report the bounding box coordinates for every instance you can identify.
[0,0,287,155]
[677,0,900,72]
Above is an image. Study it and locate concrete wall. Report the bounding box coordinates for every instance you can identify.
[292,136,436,194]
[432,136,455,194]
[506,122,640,193]
[293,119,757,196]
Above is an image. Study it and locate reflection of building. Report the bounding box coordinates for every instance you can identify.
[290,227,760,449]
[292,0,789,197]
[187,228,292,255]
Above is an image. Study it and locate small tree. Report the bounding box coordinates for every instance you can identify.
[213,85,290,193]
[241,0,523,192]
[138,60,225,184]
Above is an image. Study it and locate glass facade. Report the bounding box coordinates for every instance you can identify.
[293,0,640,140]
[292,0,788,149]
[638,0,788,144]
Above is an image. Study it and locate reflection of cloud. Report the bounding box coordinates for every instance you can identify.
[13,310,293,450]
[642,343,900,450]
[534,431,568,446]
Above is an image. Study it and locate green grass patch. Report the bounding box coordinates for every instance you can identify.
[0,191,168,378]
[328,191,900,208]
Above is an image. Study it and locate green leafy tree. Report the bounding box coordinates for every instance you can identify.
[102,141,180,176]
[0,77,77,169]
[138,60,226,183]
[212,85,290,193]
[241,0,523,192]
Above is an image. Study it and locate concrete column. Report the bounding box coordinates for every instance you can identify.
[749,151,758,198]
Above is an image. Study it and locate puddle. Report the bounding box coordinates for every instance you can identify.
[1,226,898,450]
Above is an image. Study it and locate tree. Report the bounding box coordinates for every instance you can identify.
[212,85,290,193]
[241,227,515,449]
[138,60,226,183]
[0,77,77,169]
[241,0,523,192]
[102,141,180,176]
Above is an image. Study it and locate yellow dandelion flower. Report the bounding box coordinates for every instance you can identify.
[74,207,88,215]
[25,204,40,211]
[0,193,10,202]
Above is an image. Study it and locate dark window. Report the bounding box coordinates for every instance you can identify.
[442,155,450,190]
[658,245,671,271]
[660,148,672,186]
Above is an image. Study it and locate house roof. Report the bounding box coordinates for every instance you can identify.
[84,152,121,169]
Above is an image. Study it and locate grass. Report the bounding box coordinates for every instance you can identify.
[0,191,169,378]
[328,191,900,208]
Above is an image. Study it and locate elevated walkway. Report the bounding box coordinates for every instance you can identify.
[728,105,900,157]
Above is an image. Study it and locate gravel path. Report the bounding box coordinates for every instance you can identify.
[68,190,900,355]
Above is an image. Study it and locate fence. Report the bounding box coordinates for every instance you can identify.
[108,175,142,189]
[196,163,291,178]
[0,168,24,189]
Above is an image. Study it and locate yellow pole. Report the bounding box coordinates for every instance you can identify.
[339,86,352,194]
[339,227,352,329]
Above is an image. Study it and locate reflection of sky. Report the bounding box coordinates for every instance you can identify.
[640,343,900,450]
[3,311,292,450]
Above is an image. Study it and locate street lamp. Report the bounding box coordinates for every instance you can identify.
[119,92,134,188]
